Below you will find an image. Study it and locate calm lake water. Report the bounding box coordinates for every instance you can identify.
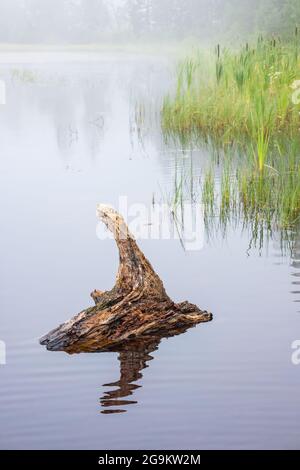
[0,51,300,450]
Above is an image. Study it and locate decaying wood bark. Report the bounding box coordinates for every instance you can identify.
[40,204,212,352]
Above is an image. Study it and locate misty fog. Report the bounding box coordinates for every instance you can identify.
[0,0,299,45]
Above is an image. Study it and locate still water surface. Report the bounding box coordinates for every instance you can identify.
[0,51,300,449]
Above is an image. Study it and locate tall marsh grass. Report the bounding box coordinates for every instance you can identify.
[163,35,300,155]
[162,34,300,230]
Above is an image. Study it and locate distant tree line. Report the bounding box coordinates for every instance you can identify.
[121,0,300,41]
[0,0,299,44]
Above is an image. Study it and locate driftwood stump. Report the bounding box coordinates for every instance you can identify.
[40,204,212,352]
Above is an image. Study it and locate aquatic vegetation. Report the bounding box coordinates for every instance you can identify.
[202,168,215,213]
[162,34,300,234]
[201,140,300,233]
[162,35,300,168]
[11,68,41,84]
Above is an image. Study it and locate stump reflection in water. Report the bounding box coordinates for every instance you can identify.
[66,325,199,414]
[100,337,158,414]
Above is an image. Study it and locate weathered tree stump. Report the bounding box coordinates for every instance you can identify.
[40,204,212,352]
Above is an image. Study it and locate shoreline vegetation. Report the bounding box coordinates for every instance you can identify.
[162,34,300,231]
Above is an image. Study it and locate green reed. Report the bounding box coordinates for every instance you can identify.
[162,35,300,170]
[163,34,300,232]
[201,137,300,231]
